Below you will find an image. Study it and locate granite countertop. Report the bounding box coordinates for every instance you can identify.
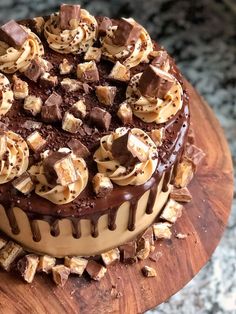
[0,0,235,313]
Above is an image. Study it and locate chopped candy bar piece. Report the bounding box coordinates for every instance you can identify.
[136,238,150,260]
[101,248,120,266]
[24,58,46,82]
[0,20,29,48]
[151,50,170,71]
[89,107,111,130]
[33,17,45,34]
[24,95,42,116]
[86,261,107,281]
[41,92,62,123]
[26,131,46,152]
[59,4,81,30]
[40,72,58,88]
[60,78,83,92]
[96,86,117,106]
[109,61,130,82]
[12,172,34,195]
[64,256,88,276]
[112,18,141,46]
[17,254,39,283]
[52,265,70,287]
[174,159,195,188]
[77,61,99,83]
[142,266,157,277]
[62,112,82,134]
[98,17,112,36]
[119,241,137,264]
[59,59,73,75]
[117,102,133,125]
[22,120,42,130]
[68,139,90,158]
[12,75,29,99]
[184,144,206,167]
[84,47,102,62]
[170,187,192,203]
[0,241,23,271]
[160,199,183,223]
[0,237,7,250]
[153,222,172,240]
[92,173,113,198]
[69,100,86,119]
[149,128,165,146]
[37,255,56,274]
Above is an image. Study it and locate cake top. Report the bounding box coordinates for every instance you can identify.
[0,4,189,216]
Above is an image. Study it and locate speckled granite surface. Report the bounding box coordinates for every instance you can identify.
[0,1,235,313]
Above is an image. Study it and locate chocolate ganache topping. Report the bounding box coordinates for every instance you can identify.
[0,4,189,221]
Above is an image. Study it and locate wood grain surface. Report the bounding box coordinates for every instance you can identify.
[0,81,234,314]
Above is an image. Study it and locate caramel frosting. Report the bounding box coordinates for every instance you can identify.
[94,128,158,186]
[44,9,97,54]
[29,148,88,205]
[101,18,153,68]
[0,26,44,74]
[0,73,14,117]
[126,68,183,124]
[0,131,29,184]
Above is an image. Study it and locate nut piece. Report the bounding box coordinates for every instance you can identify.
[117,102,133,125]
[153,222,172,240]
[24,95,42,116]
[64,256,88,276]
[119,241,137,264]
[12,172,35,195]
[96,86,117,106]
[62,112,82,134]
[26,131,46,152]
[0,133,7,158]
[149,128,165,146]
[12,75,29,99]
[37,255,56,274]
[60,78,83,92]
[142,266,157,277]
[59,59,73,75]
[68,139,90,158]
[77,61,99,83]
[0,241,23,271]
[84,47,102,62]
[17,254,39,283]
[170,187,192,203]
[69,100,86,119]
[160,199,183,223]
[92,173,113,198]
[40,72,58,88]
[174,159,194,188]
[109,61,130,82]
[33,16,45,34]
[101,248,120,266]
[0,237,7,250]
[136,238,151,260]
[86,260,107,281]
[52,265,70,287]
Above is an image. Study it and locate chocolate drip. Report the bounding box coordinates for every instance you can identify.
[108,207,119,230]
[5,206,20,235]
[91,217,99,238]
[128,200,138,231]
[71,218,81,239]
[50,219,60,237]
[162,168,172,192]
[29,220,41,242]
[146,183,158,215]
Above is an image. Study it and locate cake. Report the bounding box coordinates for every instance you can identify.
[0,4,204,275]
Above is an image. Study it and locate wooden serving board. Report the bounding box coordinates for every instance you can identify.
[0,81,234,314]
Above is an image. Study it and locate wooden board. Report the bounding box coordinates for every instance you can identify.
[0,81,234,314]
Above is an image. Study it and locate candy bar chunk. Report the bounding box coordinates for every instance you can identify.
[68,139,90,158]
[101,248,120,266]
[89,107,111,130]
[52,265,70,287]
[27,131,46,152]
[96,86,117,106]
[33,17,45,34]
[12,172,34,195]
[37,255,56,274]
[43,152,78,186]
[69,100,86,119]
[24,95,42,116]
[187,127,195,145]
[0,122,8,131]
[153,222,172,240]
[160,199,183,223]
[59,59,73,75]
[140,227,154,246]
[151,50,170,71]
[0,20,29,48]
[0,133,7,158]
[12,75,29,99]
[149,128,165,146]
[62,112,82,134]
[136,238,150,260]
[111,131,149,166]
[60,78,83,92]
[119,241,137,264]
[142,266,157,277]
[174,159,194,188]
[64,256,88,276]
[40,72,58,88]
[98,17,112,36]
[23,120,42,130]
[86,260,107,281]
[117,102,133,125]
[24,58,46,82]
[0,241,23,271]
[17,254,39,283]
[0,237,7,250]
[41,92,62,123]
[59,4,81,30]
[112,18,141,46]
[109,61,130,82]
[84,47,102,63]
[77,61,99,83]
[170,187,192,203]
[139,65,174,99]
[92,173,113,198]
[184,144,206,167]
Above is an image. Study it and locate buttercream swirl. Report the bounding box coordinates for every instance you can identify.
[94,128,158,186]
[29,148,88,205]
[0,131,29,184]
[0,73,14,117]
[0,26,44,74]
[101,18,153,69]
[126,68,183,124]
[44,10,97,54]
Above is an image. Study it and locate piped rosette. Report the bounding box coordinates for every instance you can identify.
[101,18,153,69]
[126,65,183,124]
[0,131,29,184]
[29,148,88,205]
[0,73,14,116]
[44,4,97,54]
[94,128,158,186]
